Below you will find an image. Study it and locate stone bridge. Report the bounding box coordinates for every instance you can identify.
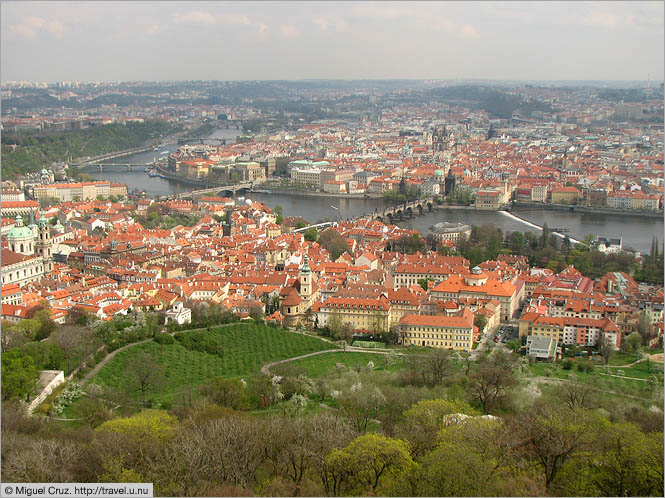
[366,197,435,222]
[161,183,253,201]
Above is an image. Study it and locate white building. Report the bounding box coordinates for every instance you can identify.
[165,301,192,325]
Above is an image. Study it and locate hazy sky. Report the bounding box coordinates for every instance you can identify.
[2,1,663,82]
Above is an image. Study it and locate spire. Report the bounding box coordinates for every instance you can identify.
[301,255,311,274]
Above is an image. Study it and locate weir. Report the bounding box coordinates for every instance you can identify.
[499,210,582,245]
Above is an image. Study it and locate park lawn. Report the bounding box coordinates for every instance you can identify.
[527,360,662,398]
[607,352,639,366]
[285,351,405,378]
[91,324,334,403]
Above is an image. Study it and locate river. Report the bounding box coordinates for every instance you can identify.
[88,129,663,254]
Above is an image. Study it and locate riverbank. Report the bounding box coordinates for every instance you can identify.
[251,187,384,200]
[510,201,664,219]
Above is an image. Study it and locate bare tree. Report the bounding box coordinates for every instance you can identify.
[49,325,98,373]
[126,351,165,407]
[425,348,453,386]
[599,336,614,366]
[468,365,516,414]
[511,404,593,489]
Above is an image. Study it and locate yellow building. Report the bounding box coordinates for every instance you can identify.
[399,308,474,351]
[313,296,391,332]
[474,190,502,209]
[551,187,579,205]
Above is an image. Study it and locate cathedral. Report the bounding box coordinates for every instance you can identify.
[1,214,54,286]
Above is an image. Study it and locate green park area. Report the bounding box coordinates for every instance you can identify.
[277,351,405,378]
[89,323,335,404]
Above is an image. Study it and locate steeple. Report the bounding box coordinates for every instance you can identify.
[36,211,54,273]
[299,256,312,298]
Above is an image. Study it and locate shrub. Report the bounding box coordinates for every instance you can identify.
[174,331,224,356]
[576,363,586,373]
[50,382,85,416]
[94,350,107,364]
[154,334,175,345]
[562,359,573,370]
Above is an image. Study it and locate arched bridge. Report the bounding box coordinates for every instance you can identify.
[367,198,435,223]
[177,137,228,146]
[162,183,253,201]
[78,162,157,172]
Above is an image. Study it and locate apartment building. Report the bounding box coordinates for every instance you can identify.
[314,296,391,332]
[399,308,474,351]
[33,181,125,202]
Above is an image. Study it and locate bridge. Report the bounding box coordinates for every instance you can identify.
[287,198,437,238]
[71,146,154,168]
[78,162,159,172]
[159,183,253,201]
[292,221,336,234]
[177,137,228,146]
[363,198,435,223]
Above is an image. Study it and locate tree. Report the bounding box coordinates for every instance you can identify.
[637,310,652,345]
[389,417,526,497]
[339,384,386,433]
[318,228,350,260]
[474,314,489,334]
[424,348,453,386]
[467,357,516,414]
[620,332,642,353]
[512,404,594,489]
[327,313,353,341]
[50,325,98,374]
[599,336,614,365]
[551,380,596,411]
[540,222,550,248]
[393,233,426,254]
[265,413,356,495]
[1,349,39,401]
[198,377,247,409]
[154,415,268,495]
[303,227,318,242]
[417,277,433,291]
[506,338,522,352]
[324,433,414,495]
[126,351,166,406]
[397,398,477,459]
[1,322,30,351]
[553,420,664,497]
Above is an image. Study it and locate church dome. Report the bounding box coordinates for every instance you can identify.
[7,215,33,240]
[434,169,445,177]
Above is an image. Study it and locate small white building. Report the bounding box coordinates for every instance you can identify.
[595,237,622,254]
[165,301,192,325]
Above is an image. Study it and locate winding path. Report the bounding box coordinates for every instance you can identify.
[261,346,405,376]
[80,339,152,385]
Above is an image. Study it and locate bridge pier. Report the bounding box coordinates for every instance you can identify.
[98,165,103,172]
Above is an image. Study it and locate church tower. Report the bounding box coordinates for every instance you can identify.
[299,256,312,299]
[36,215,54,273]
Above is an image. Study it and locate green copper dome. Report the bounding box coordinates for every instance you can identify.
[7,215,33,240]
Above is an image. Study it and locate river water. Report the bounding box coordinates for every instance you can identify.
[88,129,663,254]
